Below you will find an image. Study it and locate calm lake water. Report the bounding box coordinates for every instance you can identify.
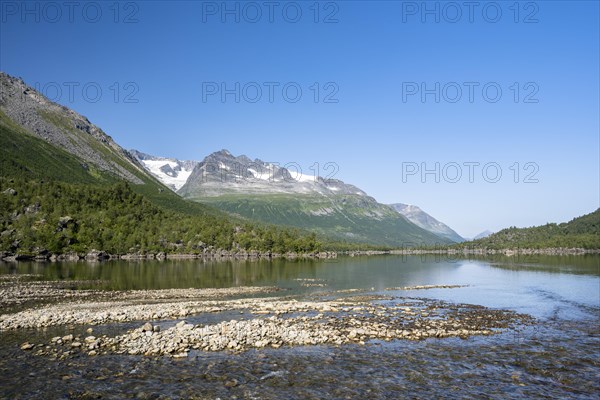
[1,255,599,399]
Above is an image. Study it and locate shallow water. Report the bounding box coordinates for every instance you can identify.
[1,255,599,399]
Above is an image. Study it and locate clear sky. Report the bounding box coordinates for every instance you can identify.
[1,1,598,238]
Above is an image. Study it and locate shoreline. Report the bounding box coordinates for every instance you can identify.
[0,249,339,262]
[347,247,600,256]
[1,247,597,263]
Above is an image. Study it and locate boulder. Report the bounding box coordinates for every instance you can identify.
[85,250,109,261]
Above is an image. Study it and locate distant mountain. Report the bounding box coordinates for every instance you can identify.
[458,210,600,249]
[390,204,464,243]
[473,230,494,240]
[130,150,197,191]
[178,150,453,247]
[178,149,368,197]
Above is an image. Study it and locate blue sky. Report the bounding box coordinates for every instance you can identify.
[1,1,598,237]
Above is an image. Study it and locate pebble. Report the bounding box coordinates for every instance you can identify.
[224,379,239,388]
[20,342,34,350]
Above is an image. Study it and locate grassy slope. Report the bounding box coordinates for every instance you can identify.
[0,110,112,184]
[455,209,600,249]
[193,193,452,247]
[0,110,224,218]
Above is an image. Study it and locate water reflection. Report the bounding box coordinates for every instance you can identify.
[0,255,598,292]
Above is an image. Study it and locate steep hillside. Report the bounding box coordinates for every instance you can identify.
[0,72,147,183]
[0,72,224,217]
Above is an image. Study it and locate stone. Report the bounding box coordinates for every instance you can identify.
[224,379,238,388]
[85,249,109,261]
[20,342,34,350]
[141,322,153,332]
[62,334,74,342]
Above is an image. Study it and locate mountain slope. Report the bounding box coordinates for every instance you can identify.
[130,150,198,191]
[179,150,452,247]
[456,209,600,249]
[0,72,225,217]
[390,203,464,243]
[0,72,149,184]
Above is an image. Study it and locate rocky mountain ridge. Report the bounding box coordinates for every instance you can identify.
[178,149,369,198]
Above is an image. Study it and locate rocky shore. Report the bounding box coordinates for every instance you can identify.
[1,247,596,263]
[0,249,338,262]
[345,248,600,257]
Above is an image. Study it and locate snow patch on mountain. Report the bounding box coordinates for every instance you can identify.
[130,150,198,191]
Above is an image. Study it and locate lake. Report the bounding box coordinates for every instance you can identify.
[1,255,599,399]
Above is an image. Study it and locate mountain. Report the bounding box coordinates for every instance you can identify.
[0,72,149,185]
[0,71,322,256]
[0,72,211,214]
[178,150,454,247]
[457,210,600,249]
[390,204,464,243]
[473,230,494,240]
[178,149,369,197]
[130,150,197,191]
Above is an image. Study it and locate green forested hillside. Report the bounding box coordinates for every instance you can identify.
[0,178,321,255]
[456,209,600,249]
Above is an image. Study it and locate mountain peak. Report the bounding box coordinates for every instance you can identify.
[215,149,232,157]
